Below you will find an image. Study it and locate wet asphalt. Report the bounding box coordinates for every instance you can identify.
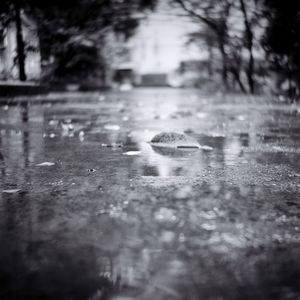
[0,88,300,300]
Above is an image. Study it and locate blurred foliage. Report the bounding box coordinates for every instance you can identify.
[262,0,300,98]
[0,0,158,84]
[31,0,158,84]
[173,0,300,98]
[2,0,300,98]
[173,0,265,94]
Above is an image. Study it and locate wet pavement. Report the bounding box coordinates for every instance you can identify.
[0,88,300,300]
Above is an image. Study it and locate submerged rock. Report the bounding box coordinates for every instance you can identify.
[150,132,200,149]
[152,146,198,157]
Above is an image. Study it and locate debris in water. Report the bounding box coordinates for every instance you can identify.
[36,162,55,166]
[61,123,74,132]
[123,151,141,156]
[199,145,214,151]
[79,131,85,141]
[104,124,120,131]
[2,189,21,194]
[209,132,226,138]
[101,143,123,148]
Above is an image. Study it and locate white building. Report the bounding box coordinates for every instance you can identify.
[114,1,204,86]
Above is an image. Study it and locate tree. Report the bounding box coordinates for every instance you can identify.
[0,0,27,81]
[172,0,265,94]
[29,0,157,84]
[14,1,26,81]
[263,0,300,98]
[173,0,233,89]
[1,0,158,83]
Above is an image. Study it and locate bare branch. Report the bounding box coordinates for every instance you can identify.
[172,0,219,32]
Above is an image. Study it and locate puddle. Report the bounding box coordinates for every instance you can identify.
[0,89,300,299]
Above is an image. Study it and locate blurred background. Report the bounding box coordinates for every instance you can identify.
[0,0,300,100]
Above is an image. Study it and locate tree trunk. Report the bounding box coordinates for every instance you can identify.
[218,39,229,90]
[14,1,27,81]
[247,48,255,93]
[207,42,213,77]
[240,0,255,94]
[231,67,247,94]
